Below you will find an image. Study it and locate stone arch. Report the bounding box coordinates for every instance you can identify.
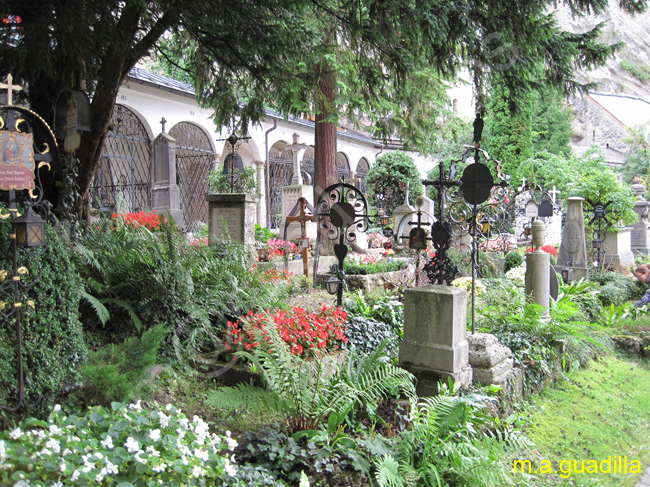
[169,121,216,228]
[92,104,152,213]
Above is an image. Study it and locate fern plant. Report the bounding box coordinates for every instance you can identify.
[374,380,531,487]
[206,318,416,433]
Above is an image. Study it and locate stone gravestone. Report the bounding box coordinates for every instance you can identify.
[399,285,472,396]
[151,131,184,227]
[631,182,650,257]
[603,226,634,268]
[557,196,589,282]
[206,193,257,245]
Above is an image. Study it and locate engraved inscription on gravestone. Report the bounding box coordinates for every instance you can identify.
[211,207,243,241]
[564,220,581,254]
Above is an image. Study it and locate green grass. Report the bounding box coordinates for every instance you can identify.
[510,354,650,486]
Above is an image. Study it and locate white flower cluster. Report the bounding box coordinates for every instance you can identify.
[505,264,526,284]
[0,402,239,485]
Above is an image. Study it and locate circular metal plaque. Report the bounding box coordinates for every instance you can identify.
[330,201,356,229]
[460,163,494,205]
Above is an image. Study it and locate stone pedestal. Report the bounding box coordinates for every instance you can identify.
[280,184,317,240]
[604,226,635,267]
[467,333,514,386]
[557,196,589,282]
[631,183,650,256]
[207,193,258,245]
[525,220,551,320]
[399,285,472,396]
[151,133,184,227]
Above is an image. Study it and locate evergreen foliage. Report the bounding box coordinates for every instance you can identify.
[81,325,168,406]
[530,87,574,157]
[0,222,87,411]
[485,76,534,183]
[2,0,645,212]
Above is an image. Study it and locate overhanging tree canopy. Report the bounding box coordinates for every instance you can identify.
[0,0,646,215]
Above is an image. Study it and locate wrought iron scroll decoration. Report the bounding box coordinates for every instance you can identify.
[0,105,56,414]
[312,183,372,306]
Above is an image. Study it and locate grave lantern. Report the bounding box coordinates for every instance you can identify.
[325,275,341,295]
[14,206,46,248]
[592,239,603,249]
[561,265,574,283]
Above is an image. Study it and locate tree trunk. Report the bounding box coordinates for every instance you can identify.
[313,70,337,205]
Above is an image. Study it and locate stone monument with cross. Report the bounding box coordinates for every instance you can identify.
[280,133,316,241]
[152,116,184,227]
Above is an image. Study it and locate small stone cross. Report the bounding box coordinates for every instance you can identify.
[0,74,22,105]
[344,171,360,186]
[549,185,561,205]
[160,117,167,133]
[285,133,308,185]
[518,176,527,192]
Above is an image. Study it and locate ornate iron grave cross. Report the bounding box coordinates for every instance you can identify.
[312,183,373,307]
[217,132,251,193]
[420,161,462,285]
[586,199,612,268]
[513,180,559,244]
[457,116,509,333]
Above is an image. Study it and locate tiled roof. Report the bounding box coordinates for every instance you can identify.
[127,67,384,146]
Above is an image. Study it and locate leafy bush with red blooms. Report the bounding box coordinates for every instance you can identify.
[526,244,558,257]
[224,305,348,356]
[110,210,166,231]
[251,264,294,284]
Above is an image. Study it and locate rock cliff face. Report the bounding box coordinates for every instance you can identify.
[552,2,650,155]
[555,1,650,97]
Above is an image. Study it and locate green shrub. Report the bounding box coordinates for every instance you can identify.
[0,221,87,412]
[504,251,523,273]
[366,152,423,214]
[81,324,168,405]
[332,259,407,275]
[591,271,641,307]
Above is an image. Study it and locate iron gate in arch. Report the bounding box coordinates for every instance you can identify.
[356,157,370,195]
[91,104,152,214]
[170,122,215,229]
[337,152,351,182]
[268,144,294,229]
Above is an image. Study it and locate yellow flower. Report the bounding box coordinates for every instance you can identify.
[17,267,28,275]
[0,270,6,282]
